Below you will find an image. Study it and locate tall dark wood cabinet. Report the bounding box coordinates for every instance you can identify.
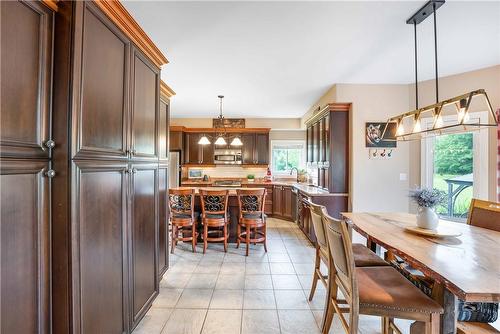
[0,1,55,333]
[0,1,172,333]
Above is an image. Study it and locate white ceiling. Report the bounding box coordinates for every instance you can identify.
[123,1,500,118]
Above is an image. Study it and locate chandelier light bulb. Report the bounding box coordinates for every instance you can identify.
[396,120,405,136]
[230,137,243,146]
[412,117,421,133]
[214,136,227,146]
[435,114,444,128]
[198,135,211,145]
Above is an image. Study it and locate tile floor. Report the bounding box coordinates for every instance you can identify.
[133,217,411,334]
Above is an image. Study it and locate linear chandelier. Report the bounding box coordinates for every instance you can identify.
[382,0,498,141]
[198,95,243,146]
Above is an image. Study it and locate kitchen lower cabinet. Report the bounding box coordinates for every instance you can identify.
[158,166,169,277]
[272,185,293,221]
[1,160,50,334]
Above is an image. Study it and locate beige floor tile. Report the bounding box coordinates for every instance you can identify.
[216,274,245,289]
[133,308,172,334]
[161,273,192,289]
[270,262,296,275]
[271,274,302,289]
[243,289,276,309]
[244,274,273,290]
[220,262,246,275]
[268,253,291,263]
[194,261,222,274]
[245,262,270,274]
[278,310,320,334]
[293,262,315,275]
[241,310,280,334]
[153,288,183,308]
[274,289,310,310]
[210,289,244,309]
[202,309,242,334]
[223,253,247,263]
[176,289,213,309]
[244,252,269,262]
[307,288,327,310]
[185,273,218,289]
[161,308,207,334]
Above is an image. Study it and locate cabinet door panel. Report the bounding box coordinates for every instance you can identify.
[1,160,50,334]
[184,133,200,164]
[158,166,169,277]
[241,134,255,164]
[132,51,159,160]
[130,165,158,325]
[272,186,282,216]
[312,122,320,163]
[282,186,292,220]
[159,99,169,161]
[202,141,214,164]
[255,133,269,165]
[73,162,128,334]
[0,1,53,158]
[75,3,129,159]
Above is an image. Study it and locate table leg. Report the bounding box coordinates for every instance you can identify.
[432,283,458,334]
[366,237,381,256]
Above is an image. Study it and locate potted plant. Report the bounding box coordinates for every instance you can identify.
[247,174,255,183]
[409,187,447,230]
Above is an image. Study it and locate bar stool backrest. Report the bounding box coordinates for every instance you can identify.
[322,211,358,306]
[307,200,328,252]
[236,188,266,219]
[467,198,500,232]
[200,189,229,218]
[168,188,195,219]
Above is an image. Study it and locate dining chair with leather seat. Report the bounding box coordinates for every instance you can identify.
[200,189,230,253]
[467,198,500,232]
[307,200,388,302]
[321,211,443,334]
[236,188,268,256]
[169,188,198,253]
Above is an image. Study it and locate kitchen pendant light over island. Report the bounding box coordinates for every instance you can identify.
[198,95,243,146]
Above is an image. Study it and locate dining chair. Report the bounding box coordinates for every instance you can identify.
[321,211,443,334]
[306,200,388,302]
[236,188,267,256]
[200,189,230,253]
[168,188,197,253]
[467,198,500,232]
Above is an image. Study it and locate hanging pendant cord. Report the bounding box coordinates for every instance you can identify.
[414,21,419,109]
[433,2,439,103]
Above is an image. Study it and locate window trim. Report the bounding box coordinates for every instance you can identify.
[270,139,306,176]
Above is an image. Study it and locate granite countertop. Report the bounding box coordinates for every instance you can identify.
[178,178,337,197]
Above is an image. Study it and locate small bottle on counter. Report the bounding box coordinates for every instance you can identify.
[265,167,272,182]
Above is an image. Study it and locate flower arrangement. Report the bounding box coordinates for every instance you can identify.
[409,187,447,208]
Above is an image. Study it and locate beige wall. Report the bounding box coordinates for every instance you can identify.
[334,84,412,212]
[171,118,302,130]
[301,85,337,127]
[408,65,500,201]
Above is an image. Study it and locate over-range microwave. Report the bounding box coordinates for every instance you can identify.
[214,149,242,165]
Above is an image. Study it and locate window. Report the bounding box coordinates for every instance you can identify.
[421,111,490,222]
[271,140,305,175]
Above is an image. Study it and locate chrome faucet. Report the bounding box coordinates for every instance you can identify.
[289,167,299,183]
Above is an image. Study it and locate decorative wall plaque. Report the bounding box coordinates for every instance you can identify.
[213,118,245,128]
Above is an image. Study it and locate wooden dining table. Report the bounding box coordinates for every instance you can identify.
[341,212,500,334]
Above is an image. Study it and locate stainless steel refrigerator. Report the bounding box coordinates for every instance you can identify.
[168,151,180,189]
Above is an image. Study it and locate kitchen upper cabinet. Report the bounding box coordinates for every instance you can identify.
[312,122,320,163]
[1,160,50,334]
[130,164,158,327]
[0,1,53,159]
[183,132,214,165]
[72,161,129,334]
[131,50,160,161]
[170,131,183,152]
[158,166,169,277]
[241,133,255,164]
[159,99,169,162]
[73,2,130,160]
[306,126,313,163]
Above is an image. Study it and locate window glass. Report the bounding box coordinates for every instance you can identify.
[271,141,305,174]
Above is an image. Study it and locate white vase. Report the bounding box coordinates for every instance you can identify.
[416,207,439,230]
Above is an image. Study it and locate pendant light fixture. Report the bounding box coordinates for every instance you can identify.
[382,0,498,141]
[198,95,243,146]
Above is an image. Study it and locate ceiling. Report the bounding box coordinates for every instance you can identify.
[123,1,500,118]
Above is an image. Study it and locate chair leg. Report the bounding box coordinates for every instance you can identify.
[191,224,196,253]
[171,225,177,254]
[382,317,394,334]
[349,310,359,334]
[309,248,321,301]
[322,299,335,334]
[236,223,241,248]
[263,225,267,252]
[424,314,440,334]
[223,223,228,253]
[245,225,250,256]
[203,224,208,254]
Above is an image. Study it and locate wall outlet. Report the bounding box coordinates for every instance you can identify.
[399,173,407,181]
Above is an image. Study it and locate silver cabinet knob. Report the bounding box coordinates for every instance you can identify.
[45,169,56,178]
[132,168,137,174]
[45,140,55,149]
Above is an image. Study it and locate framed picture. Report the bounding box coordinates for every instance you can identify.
[365,122,397,148]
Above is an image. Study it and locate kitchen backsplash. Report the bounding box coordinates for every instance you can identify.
[182,166,268,179]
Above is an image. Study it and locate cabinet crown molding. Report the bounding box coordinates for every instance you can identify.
[171,126,271,133]
[160,80,176,100]
[41,0,58,11]
[93,0,168,68]
[305,102,351,125]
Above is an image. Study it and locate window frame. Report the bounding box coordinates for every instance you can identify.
[270,139,306,177]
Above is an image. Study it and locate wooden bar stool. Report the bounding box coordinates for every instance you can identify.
[321,211,443,334]
[236,188,267,256]
[200,189,229,253]
[168,188,197,253]
[307,200,388,303]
